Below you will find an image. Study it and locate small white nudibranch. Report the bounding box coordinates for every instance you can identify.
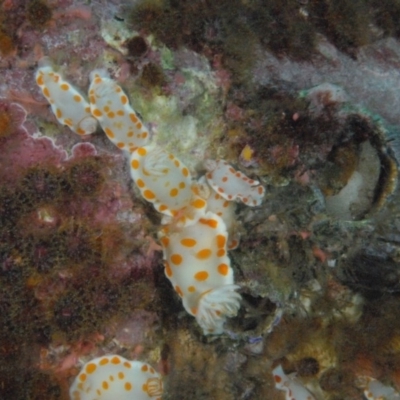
[35,65,97,136]
[204,159,265,206]
[158,211,241,335]
[88,70,150,152]
[272,364,315,400]
[69,355,163,400]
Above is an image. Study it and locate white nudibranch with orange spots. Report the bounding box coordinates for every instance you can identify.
[35,65,97,136]
[204,159,265,206]
[69,355,163,400]
[273,364,315,400]
[88,70,150,152]
[158,211,241,335]
[130,145,207,226]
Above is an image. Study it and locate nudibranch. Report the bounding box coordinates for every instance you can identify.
[130,145,207,226]
[362,376,400,400]
[204,159,265,206]
[69,355,163,400]
[35,64,97,136]
[273,364,315,400]
[197,176,240,249]
[89,70,150,152]
[158,211,241,334]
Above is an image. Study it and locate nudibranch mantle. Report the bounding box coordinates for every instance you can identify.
[130,145,207,226]
[273,364,315,400]
[158,211,241,335]
[89,70,150,152]
[69,355,163,400]
[35,65,97,136]
[204,159,265,206]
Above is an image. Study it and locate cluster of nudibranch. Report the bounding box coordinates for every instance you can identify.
[35,59,265,397]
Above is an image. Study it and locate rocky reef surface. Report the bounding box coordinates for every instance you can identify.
[2,0,400,399]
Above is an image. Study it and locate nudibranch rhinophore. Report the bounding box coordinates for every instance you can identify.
[273,364,315,400]
[35,64,97,136]
[158,211,241,335]
[88,70,150,152]
[69,355,163,400]
[204,159,265,206]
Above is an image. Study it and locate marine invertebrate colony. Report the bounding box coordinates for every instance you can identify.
[35,61,266,336]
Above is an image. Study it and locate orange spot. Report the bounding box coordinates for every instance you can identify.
[60,83,69,91]
[223,201,230,208]
[217,249,226,257]
[218,263,229,276]
[117,110,124,116]
[159,204,168,212]
[160,237,169,247]
[64,118,73,127]
[199,218,218,229]
[116,87,122,92]
[274,375,282,383]
[171,254,183,265]
[170,188,178,197]
[118,372,124,379]
[142,131,148,139]
[111,356,121,364]
[179,181,186,189]
[131,159,139,169]
[127,131,134,137]
[79,373,87,382]
[196,249,212,260]
[104,128,115,139]
[43,87,50,97]
[180,238,196,247]
[86,363,97,374]
[92,108,103,117]
[110,375,114,382]
[235,172,241,177]
[175,285,183,297]
[182,167,189,177]
[174,159,180,168]
[137,147,147,156]
[129,113,138,123]
[94,77,102,84]
[56,108,62,119]
[143,189,155,200]
[222,176,228,182]
[104,105,110,112]
[258,186,264,194]
[96,389,101,396]
[76,128,86,135]
[99,358,109,365]
[188,285,196,293]
[192,198,206,209]
[165,263,173,277]
[136,122,142,130]
[194,271,209,281]
[191,307,197,315]
[150,368,155,374]
[117,142,125,148]
[107,111,115,118]
[73,95,81,102]
[36,75,44,86]
[141,364,149,372]
[218,187,224,193]
[136,179,145,188]
[125,382,132,391]
[89,95,96,103]
[216,234,226,248]
[123,362,132,368]
[121,95,128,105]
[85,106,90,113]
